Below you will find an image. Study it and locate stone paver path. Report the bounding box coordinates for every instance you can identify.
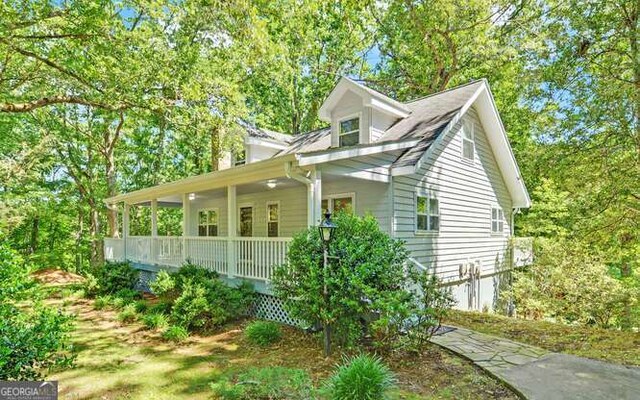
[431,326,640,400]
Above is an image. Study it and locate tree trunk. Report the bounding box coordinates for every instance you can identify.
[75,208,84,272]
[211,124,221,171]
[88,201,103,267]
[29,214,39,254]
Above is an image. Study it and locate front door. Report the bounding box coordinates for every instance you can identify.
[238,206,253,264]
[239,206,253,237]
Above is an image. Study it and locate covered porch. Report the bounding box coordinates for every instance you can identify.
[103,157,333,283]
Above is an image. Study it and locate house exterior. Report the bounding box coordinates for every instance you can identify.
[104,77,532,315]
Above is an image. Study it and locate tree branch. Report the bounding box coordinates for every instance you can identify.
[0,95,125,113]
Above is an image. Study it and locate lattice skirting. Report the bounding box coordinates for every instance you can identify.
[251,293,304,327]
[136,270,155,292]
[135,271,303,327]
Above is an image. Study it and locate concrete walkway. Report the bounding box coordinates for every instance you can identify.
[431,326,640,400]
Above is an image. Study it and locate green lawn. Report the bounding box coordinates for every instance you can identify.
[446,310,640,366]
[45,288,516,400]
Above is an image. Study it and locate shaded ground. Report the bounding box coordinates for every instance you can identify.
[43,287,517,399]
[446,310,640,366]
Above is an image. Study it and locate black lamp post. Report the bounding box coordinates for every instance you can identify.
[318,212,336,356]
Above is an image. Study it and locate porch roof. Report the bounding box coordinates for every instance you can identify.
[105,154,297,205]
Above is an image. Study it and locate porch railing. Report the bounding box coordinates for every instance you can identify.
[105,236,291,281]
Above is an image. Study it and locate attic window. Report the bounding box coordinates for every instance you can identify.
[461,121,475,161]
[339,117,359,147]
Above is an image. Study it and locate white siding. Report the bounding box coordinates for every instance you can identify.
[393,107,513,282]
[189,186,308,237]
[323,177,392,234]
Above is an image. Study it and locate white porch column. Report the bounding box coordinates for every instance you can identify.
[227,185,237,278]
[151,199,158,264]
[310,170,322,226]
[182,193,191,264]
[123,203,130,260]
[151,199,158,236]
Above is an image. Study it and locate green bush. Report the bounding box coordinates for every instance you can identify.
[93,261,140,295]
[134,300,148,313]
[0,242,74,380]
[110,296,126,310]
[94,295,111,310]
[211,367,315,399]
[117,304,138,323]
[148,301,172,315]
[162,325,189,342]
[506,239,634,328]
[245,320,282,346]
[151,263,255,332]
[114,288,142,302]
[82,273,99,297]
[323,355,395,400]
[272,212,410,347]
[142,313,169,330]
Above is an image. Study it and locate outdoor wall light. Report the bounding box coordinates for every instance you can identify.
[188,193,196,201]
[266,179,277,189]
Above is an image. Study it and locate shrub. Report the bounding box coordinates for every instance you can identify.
[272,212,409,348]
[0,242,74,380]
[245,320,282,346]
[211,367,315,400]
[162,325,189,342]
[114,288,142,302]
[506,239,632,327]
[117,304,138,323]
[149,270,176,301]
[323,354,395,400]
[372,270,455,351]
[94,295,111,310]
[143,313,169,330]
[134,300,148,313]
[93,261,139,295]
[83,273,99,297]
[153,263,255,332]
[148,301,172,315]
[110,296,126,310]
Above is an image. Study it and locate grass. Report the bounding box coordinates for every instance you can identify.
[41,277,516,399]
[446,310,640,366]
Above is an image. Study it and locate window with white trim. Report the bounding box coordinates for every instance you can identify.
[339,117,359,147]
[322,193,355,214]
[491,206,504,233]
[198,209,219,236]
[461,120,475,161]
[416,193,439,232]
[266,202,279,237]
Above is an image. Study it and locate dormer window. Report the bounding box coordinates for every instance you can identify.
[339,116,359,147]
[233,149,246,166]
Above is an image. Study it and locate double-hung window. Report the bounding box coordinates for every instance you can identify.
[416,193,439,232]
[198,209,219,236]
[266,202,279,237]
[491,206,504,233]
[339,117,359,147]
[461,121,475,161]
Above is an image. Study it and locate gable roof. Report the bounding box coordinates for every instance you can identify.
[109,78,529,208]
[318,77,410,122]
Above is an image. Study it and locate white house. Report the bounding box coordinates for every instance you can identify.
[104,77,532,315]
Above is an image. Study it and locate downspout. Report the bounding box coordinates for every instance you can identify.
[285,162,315,226]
